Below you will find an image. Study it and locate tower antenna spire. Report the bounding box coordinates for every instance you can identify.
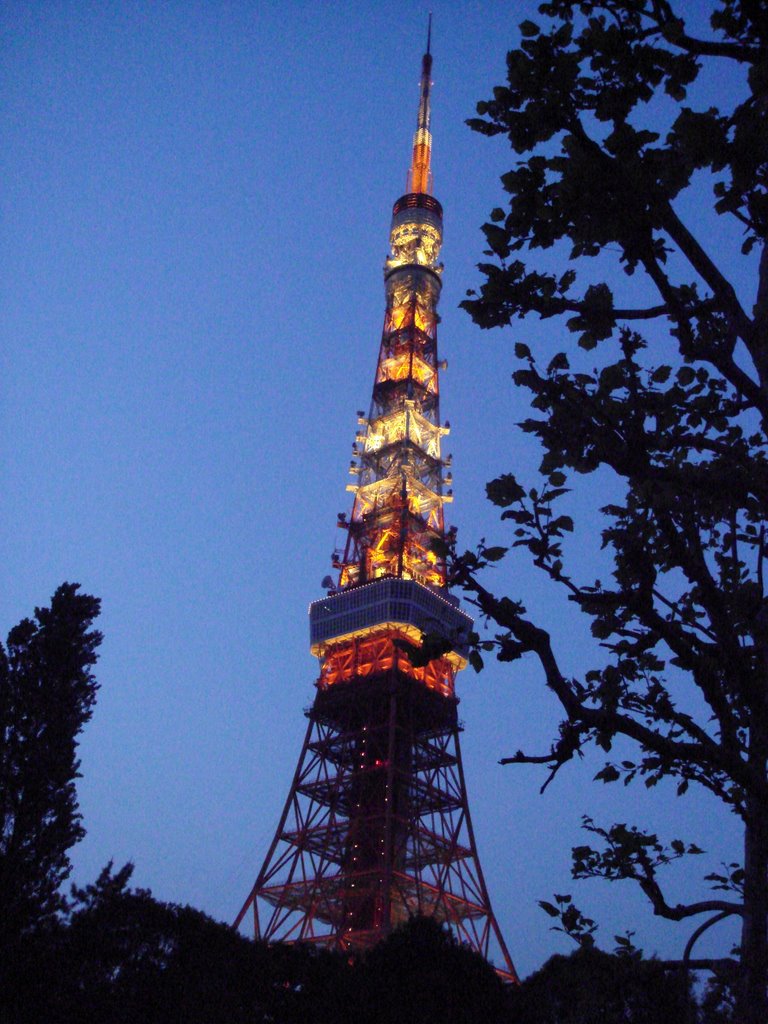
[409,16,433,194]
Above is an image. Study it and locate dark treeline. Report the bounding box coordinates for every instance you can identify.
[7,884,509,1024]
[6,889,715,1024]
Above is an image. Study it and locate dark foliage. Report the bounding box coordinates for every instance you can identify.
[357,916,510,1024]
[5,860,341,1024]
[6,892,510,1024]
[0,583,101,944]
[509,945,690,1024]
[454,2,768,1021]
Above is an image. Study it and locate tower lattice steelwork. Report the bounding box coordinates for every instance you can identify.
[235,31,517,981]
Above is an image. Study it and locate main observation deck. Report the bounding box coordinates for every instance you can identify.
[309,577,472,667]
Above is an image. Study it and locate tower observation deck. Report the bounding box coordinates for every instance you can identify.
[235,27,518,981]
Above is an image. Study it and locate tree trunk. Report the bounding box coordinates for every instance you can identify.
[740,704,768,1023]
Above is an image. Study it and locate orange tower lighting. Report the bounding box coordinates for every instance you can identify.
[409,18,433,196]
[235,24,518,981]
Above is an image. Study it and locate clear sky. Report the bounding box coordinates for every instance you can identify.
[1,0,742,979]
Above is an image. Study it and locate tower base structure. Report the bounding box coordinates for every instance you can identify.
[235,661,517,980]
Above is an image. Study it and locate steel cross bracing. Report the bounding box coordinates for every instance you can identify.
[236,672,516,977]
[235,34,518,983]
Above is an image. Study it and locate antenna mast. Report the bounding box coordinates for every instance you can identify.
[409,14,434,195]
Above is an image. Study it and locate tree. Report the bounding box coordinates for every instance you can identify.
[508,945,692,1024]
[8,859,349,1024]
[450,2,768,1021]
[0,583,101,947]
[55,863,300,1024]
[356,916,510,1024]
[15,880,509,1024]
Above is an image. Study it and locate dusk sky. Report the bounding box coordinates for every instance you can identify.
[1,1,743,978]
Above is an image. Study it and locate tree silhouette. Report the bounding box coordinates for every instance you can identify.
[0,583,101,945]
[454,2,768,1020]
[357,916,510,1024]
[509,945,691,1024]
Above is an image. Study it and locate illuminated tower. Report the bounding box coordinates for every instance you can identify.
[235,29,517,981]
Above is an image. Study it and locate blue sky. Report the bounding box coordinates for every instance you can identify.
[1,1,742,978]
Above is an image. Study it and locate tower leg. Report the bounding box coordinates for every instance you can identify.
[236,674,518,980]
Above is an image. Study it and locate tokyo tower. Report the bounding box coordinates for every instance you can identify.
[235,26,517,981]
